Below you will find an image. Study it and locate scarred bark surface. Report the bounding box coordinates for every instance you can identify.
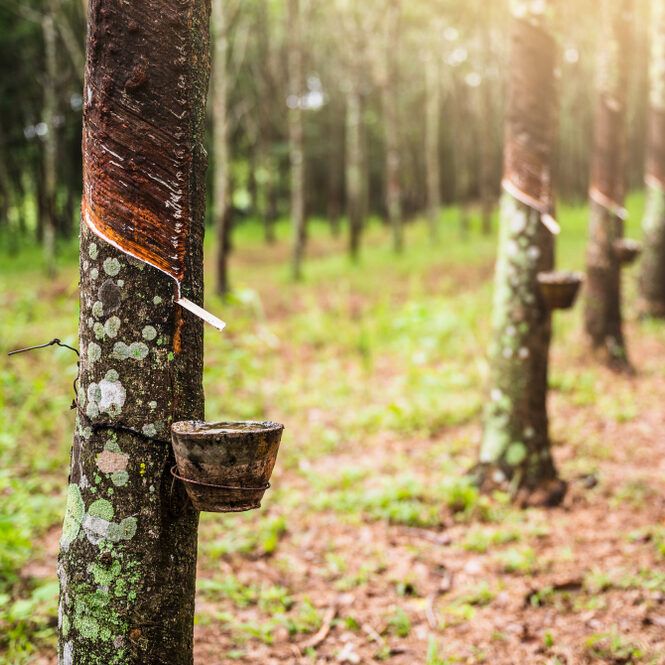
[478,3,564,504]
[584,0,633,367]
[639,0,665,317]
[58,0,210,663]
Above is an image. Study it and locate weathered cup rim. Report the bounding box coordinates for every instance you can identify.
[171,420,284,438]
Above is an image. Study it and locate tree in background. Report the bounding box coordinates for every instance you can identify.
[584,0,634,369]
[381,0,404,253]
[41,0,58,276]
[424,50,441,241]
[477,0,565,505]
[288,0,306,280]
[57,0,209,661]
[639,0,665,317]
[212,0,232,296]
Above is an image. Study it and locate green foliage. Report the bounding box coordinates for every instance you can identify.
[495,547,538,575]
[584,629,645,663]
[386,606,411,637]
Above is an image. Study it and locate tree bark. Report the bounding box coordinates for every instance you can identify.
[213,0,231,296]
[57,0,210,662]
[346,86,363,262]
[42,0,58,276]
[639,0,665,317]
[327,101,342,237]
[425,54,441,242]
[478,3,564,505]
[288,0,306,280]
[383,0,403,253]
[584,0,634,368]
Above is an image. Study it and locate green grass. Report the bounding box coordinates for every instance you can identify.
[0,192,653,661]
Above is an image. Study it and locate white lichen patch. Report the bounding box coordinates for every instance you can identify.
[104,316,122,338]
[153,296,163,305]
[60,484,85,551]
[88,243,99,260]
[142,325,157,341]
[103,258,122,277]
[62,641,74,665]
[130,342,149,360]
[93,322,106,340]
[112,341,149,361]
[87,342,101,364]
[142,423,157,437]
[87,371,126,417]
[90,268,99,280]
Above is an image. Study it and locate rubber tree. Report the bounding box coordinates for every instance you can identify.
[288,0,306,280]
[42,0,58,276]
[346,83,364,261]
[424,52,441,242]
[639,0,665,317]
[382,0,403,253]
[213,0,232,296]
[477,0,566,505]
[57,0,210,662]
[584,0,634,368]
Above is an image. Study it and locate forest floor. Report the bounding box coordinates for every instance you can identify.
[2,196,665,665]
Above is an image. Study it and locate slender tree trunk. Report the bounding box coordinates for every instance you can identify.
[584,0,634,368]
[327,102,342,237]
[639,0,665,317]
[477,3,565,505]
[42,0,58,276]
[383,0,403,253]
[57,0,210,663]
[479,75,495,235]
[266,154,279,244]
[455,79,472,239]
[258,138,277,244]
[213,0,231,296]
[0,120,13,231]
[288,0,306,280]
[425,54,441,242]
[346,86,363,262]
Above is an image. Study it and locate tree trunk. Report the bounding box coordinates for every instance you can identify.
[479,74,495,235]
[42,0,58,276]
[477,3,565,505]
[327,102,342,237]
[213,0,231,296]
[425,54,441,242]
[258,138,277,245]
[383,0,403,253]
[57,0,210,663]
[455,78,473,240]
[288,0,306,280]
[584,0,634,368]
[639,0,665,317]
[346,86,363,262]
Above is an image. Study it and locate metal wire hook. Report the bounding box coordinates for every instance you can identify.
[8,338,80,409]
[8,338,80,357]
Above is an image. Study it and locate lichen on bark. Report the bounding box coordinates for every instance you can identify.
[476,0,565,505]
[58,0,210,662]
